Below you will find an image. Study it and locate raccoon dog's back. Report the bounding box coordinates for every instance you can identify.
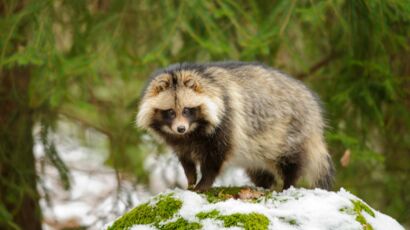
[137,61,334,191]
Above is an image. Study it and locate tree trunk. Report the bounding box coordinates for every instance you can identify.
[0,67,42,230]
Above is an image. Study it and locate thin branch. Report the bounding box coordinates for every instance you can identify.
[296,52,339,80]
[58,109,111,137]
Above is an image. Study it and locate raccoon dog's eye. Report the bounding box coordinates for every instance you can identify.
[182,107,196,116]
[163,109,175,119]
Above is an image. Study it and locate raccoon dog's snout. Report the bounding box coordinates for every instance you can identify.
[171,119,189,134]
[177,126,186,133]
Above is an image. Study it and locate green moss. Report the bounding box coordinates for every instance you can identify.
[196,210,220,219]
[288,219,298,225]
[202,187,244,203]
[154,195,183,220]
[263,191,274,200]
[161,218,202,230]
[356,214,373,230]
[339,207,355,215]
[220,213,269,230]
[263,192,290,203]
[278,216,299,226]
[352,200,375,230]
[352,200,375,217]
[108,194,182,230]
[340,200,375,230]
[196,210,269,230]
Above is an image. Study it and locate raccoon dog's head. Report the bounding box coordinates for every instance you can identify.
[136,69,224,137]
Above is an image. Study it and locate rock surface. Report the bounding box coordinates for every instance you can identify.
[106,187,404,230]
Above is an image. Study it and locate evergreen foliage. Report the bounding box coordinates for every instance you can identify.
[1,0,409,228]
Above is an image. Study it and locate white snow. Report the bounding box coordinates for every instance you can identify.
[111,188,404,230]
[130,225,156,230]
[35,121,150,229]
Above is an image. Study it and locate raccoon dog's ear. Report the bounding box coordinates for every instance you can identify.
[183,78,201,92]
[156,80,170,92]
[151,74,171,95]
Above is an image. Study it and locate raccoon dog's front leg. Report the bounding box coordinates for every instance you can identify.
[194,154,224,192]
[178,155,197,189]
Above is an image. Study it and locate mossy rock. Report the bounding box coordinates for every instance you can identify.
[107,194,184,229]
[106,187,404,230]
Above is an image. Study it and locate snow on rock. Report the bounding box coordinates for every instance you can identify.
[106,187,404,230]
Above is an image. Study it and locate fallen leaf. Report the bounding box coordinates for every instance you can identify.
[239,188,264,200]
[340,149,351,167]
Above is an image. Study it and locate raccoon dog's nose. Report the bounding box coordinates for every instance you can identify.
[177,126,186,133]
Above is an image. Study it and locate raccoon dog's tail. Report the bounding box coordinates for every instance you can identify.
[304,133,335,190]
[315,154,335,190]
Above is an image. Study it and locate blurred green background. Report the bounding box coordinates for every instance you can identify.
[1,0,409,229]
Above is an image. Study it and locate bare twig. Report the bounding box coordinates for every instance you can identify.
[58,109,111,136]
[296,52,339,80]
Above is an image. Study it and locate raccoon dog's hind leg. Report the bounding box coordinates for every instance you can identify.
[277,117,306,190]
[246,169,276,189]
[278,149,304,190]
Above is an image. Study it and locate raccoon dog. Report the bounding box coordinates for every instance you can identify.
[137,62,334,191]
